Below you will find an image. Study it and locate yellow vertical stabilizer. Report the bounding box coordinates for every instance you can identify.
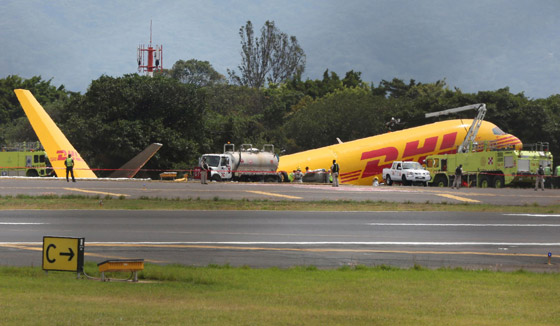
[14,89,97,178]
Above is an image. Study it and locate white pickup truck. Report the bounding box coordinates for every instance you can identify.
[382,161,431,186]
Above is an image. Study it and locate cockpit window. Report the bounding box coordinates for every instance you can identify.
[492,127,506,136]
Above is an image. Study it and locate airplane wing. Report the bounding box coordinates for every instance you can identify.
[14,89,97,179]
[109,143,163,178]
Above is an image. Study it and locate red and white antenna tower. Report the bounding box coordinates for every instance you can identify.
[137,20,163,77]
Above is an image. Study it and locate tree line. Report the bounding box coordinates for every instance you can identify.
[2,72,560,177]
[1,20,559,177]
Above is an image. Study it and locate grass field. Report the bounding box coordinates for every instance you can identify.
[1,194,560,213]
[1,264,559,325]
[2,195,559,325]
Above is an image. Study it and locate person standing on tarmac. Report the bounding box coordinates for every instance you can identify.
[451,164,462,189]
[535,165,545,191]
[200,157,209,185]
[545,164,553,189]
[293,168,304,183]
[331,159,340,187]
[65,154,75,182]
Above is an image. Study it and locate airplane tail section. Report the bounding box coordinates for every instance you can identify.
[14,89,97,179]
[109,143,163,178]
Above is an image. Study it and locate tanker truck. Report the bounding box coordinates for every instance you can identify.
[200,143,281,182]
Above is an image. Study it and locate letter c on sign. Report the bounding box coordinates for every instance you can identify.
[46,244,56,263]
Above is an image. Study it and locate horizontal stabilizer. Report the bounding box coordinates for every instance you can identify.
[109,143,163,178]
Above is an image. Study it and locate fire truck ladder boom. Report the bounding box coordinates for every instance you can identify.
[425,103,487,153]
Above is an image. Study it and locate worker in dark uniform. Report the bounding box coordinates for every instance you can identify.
[200,157,209,184]
[331,160,340,187]
[535,165,545,191]
[65,154,75,182]
[452,164,462,189]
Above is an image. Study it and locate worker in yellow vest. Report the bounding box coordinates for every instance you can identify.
[65,154,75,182]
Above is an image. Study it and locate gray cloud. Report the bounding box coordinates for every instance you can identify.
[1,0,559,98]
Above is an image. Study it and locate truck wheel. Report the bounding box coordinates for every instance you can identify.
[211,174,222,182]
[401,176,411,186]
[385,175,392,186]
[26,169,39,177]
[492,175,505,188]
[433,175,448,187]
[478,175,489,188]
[264,176,278,183]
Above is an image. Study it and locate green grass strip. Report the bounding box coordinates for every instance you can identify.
[0,194,557,213]
[0,263,559,325]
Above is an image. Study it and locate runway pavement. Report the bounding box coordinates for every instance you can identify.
[0,178,559,271]
[0,177,558,205]
[1,209,559,272]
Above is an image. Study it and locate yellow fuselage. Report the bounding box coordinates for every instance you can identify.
[278,120,522,185]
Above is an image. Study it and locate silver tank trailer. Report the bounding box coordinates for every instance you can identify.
[226,144,279,175]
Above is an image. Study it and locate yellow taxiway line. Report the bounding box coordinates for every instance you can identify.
[64,188,130,197]
[246,190,302,199]
[0,242,549,260]
[0,243,165,263]
[436,193,481,203]
[87,243,549,259]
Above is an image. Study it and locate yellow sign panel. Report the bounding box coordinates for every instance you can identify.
[42,236,84,272]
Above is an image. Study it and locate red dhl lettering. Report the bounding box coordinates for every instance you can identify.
[340,170,361,183]
[360,132,458,180]
[360,147,398,178]
[55,150,83,162]
[440,132,457,150]
[402,136,438,159]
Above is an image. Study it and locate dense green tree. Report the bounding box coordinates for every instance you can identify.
[162,59,225,86]
[286,70,353,99]
[342,70,363,88]
[3,72,560,178]
[0,75,69,144]
[283,87,387,152]
[376,78,417,99]
[229,20,306,88]
[59,74,206,176]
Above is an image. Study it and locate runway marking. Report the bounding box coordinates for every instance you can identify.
[63,188,130,197]
[436,193,480,203]
[0,243,166,263]
[503,214,560,217]
[5,241,559,246]
[246,190,302,199]
[2,242,557,260]
[85,242,560,259]
[368,223,560,227]
[87,241,560,246]
[0,222,47,225]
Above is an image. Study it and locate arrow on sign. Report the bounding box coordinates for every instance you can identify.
[60,248,75,261]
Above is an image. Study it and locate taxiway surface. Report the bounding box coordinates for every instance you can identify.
[1,209,559,272]
[0,177,558,205]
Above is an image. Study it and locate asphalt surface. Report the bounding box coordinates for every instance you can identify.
[0,177,559,271]
[0,177,558,205]
[1,209,559,272]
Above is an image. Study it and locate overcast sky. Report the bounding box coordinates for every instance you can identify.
[2,0,559,99]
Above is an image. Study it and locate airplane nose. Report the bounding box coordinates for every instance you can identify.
[497,134,523,150]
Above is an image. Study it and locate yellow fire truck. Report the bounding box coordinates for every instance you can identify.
[0,142,51,177]
[425,142,552,188]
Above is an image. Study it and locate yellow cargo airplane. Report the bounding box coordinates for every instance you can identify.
[14,89,161,179]
[277,119,522,186]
